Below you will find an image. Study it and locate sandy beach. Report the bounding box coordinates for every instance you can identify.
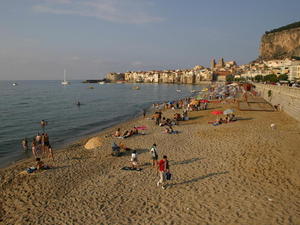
[1,98,300,225]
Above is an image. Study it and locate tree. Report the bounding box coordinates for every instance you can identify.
[263,74,278,83]
[254,75,264,82]
[226,74,235,82]
[278,74,288,81]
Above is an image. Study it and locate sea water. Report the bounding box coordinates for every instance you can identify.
[0,80,206,167]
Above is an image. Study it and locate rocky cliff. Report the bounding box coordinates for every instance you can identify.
[259,26,300,60]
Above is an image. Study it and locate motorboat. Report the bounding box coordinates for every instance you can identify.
[12,82,18,86]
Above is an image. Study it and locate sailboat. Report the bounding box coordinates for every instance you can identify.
[61,69,70,85]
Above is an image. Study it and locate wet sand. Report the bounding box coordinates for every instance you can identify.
[0,101,300,225]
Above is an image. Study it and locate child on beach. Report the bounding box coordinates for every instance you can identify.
[131,150,138,169]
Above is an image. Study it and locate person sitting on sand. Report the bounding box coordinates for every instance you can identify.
[225,116,230,123]
[114,128,121,137]
[230,114,237,122]
[36,158,50,170]
[112,142,121,156]
[159,117,166,126]
[122,130,129,138]
[174,113,181,121]
[163,127,170,134]
[133,127,138,135]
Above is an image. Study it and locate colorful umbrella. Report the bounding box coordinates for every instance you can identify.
[223,109,234,115]
[190,100,199,105]
[211,110,223,115]
[195,95,203,100]
[200,99,209,103]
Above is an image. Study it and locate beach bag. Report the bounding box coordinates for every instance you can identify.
[165,172,172,180]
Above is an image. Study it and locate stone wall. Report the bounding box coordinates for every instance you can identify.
[255,83,300,121]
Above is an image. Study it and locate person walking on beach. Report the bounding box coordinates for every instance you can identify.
[150,144,158,167]
[157,155,170,190]
[142,109,146,118]
[42,133,50,156]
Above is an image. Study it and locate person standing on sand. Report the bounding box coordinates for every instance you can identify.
[31,138,37,158]
[150,144,158,167]
[48,144,54,161]
[142,109,146,118]
[131,150,138,169]
[157,155,170,189]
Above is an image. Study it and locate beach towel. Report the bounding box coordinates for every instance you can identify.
[136,126,147,130]
[121,167,142,171]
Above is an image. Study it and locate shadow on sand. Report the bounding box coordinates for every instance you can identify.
[169,171,229,187]
[171,157,204,166]
[188,116,203,121]
[118,148,148,157]
[237,117,254,121]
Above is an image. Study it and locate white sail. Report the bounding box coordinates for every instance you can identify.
[61,69,70,85]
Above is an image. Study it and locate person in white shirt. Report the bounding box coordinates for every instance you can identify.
[131,150,138,169]
[150,144,158,167]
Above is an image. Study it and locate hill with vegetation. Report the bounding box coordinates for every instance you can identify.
[265,21,300,34]
[259,22,300,60]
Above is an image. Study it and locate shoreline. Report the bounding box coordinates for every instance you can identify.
[1,93,299,224]
[1,82,204,170]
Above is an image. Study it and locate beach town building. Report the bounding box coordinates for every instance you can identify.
[289,62,300,81]
[116,65,213,84]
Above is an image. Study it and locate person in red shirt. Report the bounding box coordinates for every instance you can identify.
[157,155,170,189]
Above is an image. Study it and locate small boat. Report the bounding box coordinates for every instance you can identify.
[191,90,197,93]
[61,69,70,85]
[98,81,105,85]
[132,86,140,90]
[88,86,94,89]
[12,83,18,86]
[176,89,181,92]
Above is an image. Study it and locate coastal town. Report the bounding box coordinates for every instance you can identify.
[1,2,300,224]
[106,57,300,84]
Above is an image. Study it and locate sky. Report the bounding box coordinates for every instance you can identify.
[0,0,299,80]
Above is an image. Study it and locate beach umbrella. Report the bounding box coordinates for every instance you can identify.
[190,100,199,105]
[223,109,234,115]
[200,99,209,103]
[211,110,223,115]
[211,110,223,120]
[195,95,203,100]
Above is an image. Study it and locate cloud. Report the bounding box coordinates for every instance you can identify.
[37,0,72,4]
[131,61,144,67]
[32,0,164,24]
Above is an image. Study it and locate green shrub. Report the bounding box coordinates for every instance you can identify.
[268,90,272,98]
